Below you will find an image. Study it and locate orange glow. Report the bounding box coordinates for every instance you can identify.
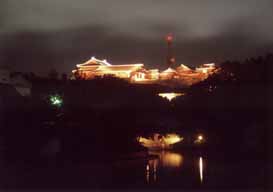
[161,152,183,167]
[149,151,184,168]
[177,64,192,71]
[202,69,208,73]
[161,67,176,73]
[132,72,145,81]
[137,133,183,150]
[194,134,205,144]
[163,134,183,144]
[145,151,183,183]
[158,92,185,101]
[196,63,216,74]
[72,57,218,85]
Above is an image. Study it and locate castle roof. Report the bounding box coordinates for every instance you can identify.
[177,64,192,71]
[76,57,144,71]
[77,57,112,67]
[162,68,176,73]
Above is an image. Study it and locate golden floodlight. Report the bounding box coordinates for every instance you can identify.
[72,56,219,84]
[194,134,205,144]
[199,157,204,183]
[158,92,185,102]
[137,133,183,150]
[161,152,183,167]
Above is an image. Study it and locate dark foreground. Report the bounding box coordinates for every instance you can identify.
[1,55,272,190]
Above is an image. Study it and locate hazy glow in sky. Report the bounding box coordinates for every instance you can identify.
[3,0,273,39]
[1,0,273,74]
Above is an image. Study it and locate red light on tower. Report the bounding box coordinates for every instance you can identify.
[166,33,173,42]
[170,57,175,64]
[165,33,175,68]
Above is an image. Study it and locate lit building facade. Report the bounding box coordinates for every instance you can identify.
[72,57,218,86]
[72,57,160,83]
[72,57,144,79]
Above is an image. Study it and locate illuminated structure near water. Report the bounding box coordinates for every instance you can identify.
[137,133,183,150]
[72,35,219,86]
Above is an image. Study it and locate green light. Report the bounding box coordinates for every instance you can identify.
[50,95,63,107]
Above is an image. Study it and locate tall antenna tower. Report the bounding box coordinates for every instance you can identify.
[165,33,175,68]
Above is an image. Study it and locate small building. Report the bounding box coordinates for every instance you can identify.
[195,63,216,74]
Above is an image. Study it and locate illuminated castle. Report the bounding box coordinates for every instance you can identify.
[72,35,219,86]
[72,57,159,83]
[72,57,217,86]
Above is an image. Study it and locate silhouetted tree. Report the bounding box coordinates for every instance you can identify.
[61,73,67,81]
[48,69,58,80]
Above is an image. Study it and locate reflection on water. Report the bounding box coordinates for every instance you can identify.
[199,157,203,183]
[145,151,184,183]
[149,151,183,168]
[145,151,205,184]
[145,163,158,183]
[153,168,157,182]
[146,164,150,183]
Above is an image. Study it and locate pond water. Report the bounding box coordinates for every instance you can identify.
[104,150,266,189]
[2,150,268,190]
[141,151,204,187]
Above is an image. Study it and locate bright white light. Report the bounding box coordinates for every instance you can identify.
[203,63,215,67]
[49,95,63,107]
[199,157,203,183]
[158,92,184,101]
[137,133,183,149]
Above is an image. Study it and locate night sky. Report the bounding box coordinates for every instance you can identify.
[1,0,273,75]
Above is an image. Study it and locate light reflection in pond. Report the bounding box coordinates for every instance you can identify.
[199,157,204,183]
[146,164,150,183]
[145,151,184,183]
[149,151,183,168]
[145,152,206,184]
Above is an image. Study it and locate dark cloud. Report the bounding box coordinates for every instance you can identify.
[2,0,273,37]
[1,25,273,75]
[1,0,273,74]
